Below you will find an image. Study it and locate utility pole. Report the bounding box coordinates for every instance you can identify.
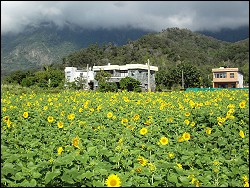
[147,59,151,92]
[182,70,184,89]
[86,64,89,90]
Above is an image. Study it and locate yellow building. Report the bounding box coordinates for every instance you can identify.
[212,67,243,88]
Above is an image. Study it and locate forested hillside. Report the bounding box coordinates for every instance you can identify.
[2,27,249,90]
[64,28,249,87]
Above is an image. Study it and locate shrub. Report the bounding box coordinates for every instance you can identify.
[98,82,118,92]
[120,77,142,92]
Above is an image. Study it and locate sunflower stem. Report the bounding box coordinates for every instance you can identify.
[151,173,154,185]
[149,150,152,163]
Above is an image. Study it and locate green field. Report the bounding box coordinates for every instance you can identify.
[1,88,249,187]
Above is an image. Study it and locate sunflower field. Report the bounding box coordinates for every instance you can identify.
[1,89,249,187]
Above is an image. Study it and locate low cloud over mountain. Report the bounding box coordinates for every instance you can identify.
[1,1,249,35]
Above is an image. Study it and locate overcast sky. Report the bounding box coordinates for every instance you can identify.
[1,1,249,34]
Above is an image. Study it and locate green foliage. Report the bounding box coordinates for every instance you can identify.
[156,62,202,89]
[120,77,142,92]
[21,77,36,87]
[98,82,118,92]
[48,69,65,88]
[94,70,114,92]
[3,70,28,84]
[170,62,201,88]
[94,69,112,84]
[3,67,64,89]
[73,77,87,90]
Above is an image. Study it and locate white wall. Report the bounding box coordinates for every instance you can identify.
[65,67,94,83]
[238,73,244,88]
[65,67,77,82]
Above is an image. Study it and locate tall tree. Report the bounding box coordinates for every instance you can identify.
[169,62,201,88]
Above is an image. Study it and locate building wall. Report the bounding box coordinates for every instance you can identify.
[65,67,94,82]
[238,73,244,88]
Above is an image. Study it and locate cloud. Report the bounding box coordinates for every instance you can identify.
[1,1,249,34]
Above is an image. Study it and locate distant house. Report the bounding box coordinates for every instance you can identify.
[65,63,159,91]
[64,67,95,89]
[212,67,243,88]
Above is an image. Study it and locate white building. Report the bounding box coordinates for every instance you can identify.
[65,67,95,89]
[65,63,159,91]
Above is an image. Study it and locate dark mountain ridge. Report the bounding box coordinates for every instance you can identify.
[196,25,249,43]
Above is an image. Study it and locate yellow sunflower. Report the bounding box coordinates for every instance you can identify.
[182,132,191,141]
[218,121,223,126]
[72,136,80,148]
[190,122,196,127]
[3,116,10,122]
[213,160,219,166]
[68,113,75,120]
[185,112,190,117]
[140,128,148,135]
[243,175,248,182]
[121,118,128,124]
[168,117,173,123]
[244,182,249,187]
[239,130,245,138]
[184,119,190,125]
[97,105,102,112]
[105,174,121,187]
[176,163,182,169]
[205,128,212,134]
[148,162,156,171]
[47,116,54,123]
[107,112,113,118]
[160,136,168,145]
[137,156,148,166]
[168,152,175,159]
[23,111,29,118]
[133,114,140,121]
[239,101,246,109]
[57,147,63,155]
[57,121,63,129]
[7,119,12,128]
[177,136,184,142]
[135,167,142,173]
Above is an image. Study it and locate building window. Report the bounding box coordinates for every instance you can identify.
[67,76,71,80]
[80,73,83,77]
[66,71,71,74]
[230,73,234,78]
[214,72,226,78]
[120,70,128,77]
[130,70,135,76]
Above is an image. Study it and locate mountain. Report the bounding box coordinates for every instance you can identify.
[1,23,249,79]
[1,22,151,78]
[196,26,249,42]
